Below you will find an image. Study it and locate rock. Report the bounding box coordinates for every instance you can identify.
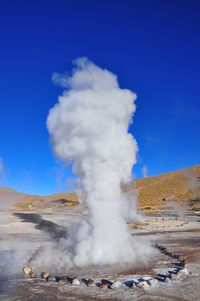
[81,278,88,285]
[87,279,95,287]
[130,282,137,289]
[124,278,138,288]
[172,259,185,268]
[155,274,168,282]
[30,272,37,279]
[53,276,62,282]
[101,279,112,285]
[41,272,51,281]
[149,278,158,287]
[100,279,112,288]
[163,250,171,256]
[164,277,171,284]
[23,266,32,275]
[58,275,68,284]
[174,267,182,274]
[72,277,80,285]
[178,268,190,278]
[170,267,189,280]
[110,280,122,289]
[136,281,150,289]
[100,283,109,289]
[59,279,66,285]
[156,245,166,251]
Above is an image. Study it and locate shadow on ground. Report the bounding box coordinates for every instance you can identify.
[14,213,67,240]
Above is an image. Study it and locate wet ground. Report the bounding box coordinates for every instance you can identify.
[0,207,200,300]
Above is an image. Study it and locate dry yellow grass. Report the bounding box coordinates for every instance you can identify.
[2,164,200,213]
[135,164,200,213]
[16,192,78,210]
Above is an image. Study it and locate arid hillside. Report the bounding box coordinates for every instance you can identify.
[0,187,78,211]
[0,186,28,210]
[135,164,200,213]
[1,164,199,213]
[16,191,78,210]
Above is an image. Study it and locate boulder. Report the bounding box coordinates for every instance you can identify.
[100,283,109,289]
[87,279,95,287]
[155,274,169,282]
[172,259,185,268]
[23,266,32,275]
[149,278,158,287]
[59,279,66,285]
[30,272,37,279]
[72,277,80,285]
[130,282,137,289]
[58,275,68,284]
[41,271,51,281]
[110,280,122,289]
[136,281,149,289]
[170,268,189,280]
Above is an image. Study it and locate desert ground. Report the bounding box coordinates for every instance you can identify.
[0,165,200,300]
[0,204,200,301]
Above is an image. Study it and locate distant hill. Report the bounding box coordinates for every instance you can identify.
[0,187,28,210]
[17,191,78,210]
[0,186,78,211]
[1,164,199,213]
[135,164,200,213]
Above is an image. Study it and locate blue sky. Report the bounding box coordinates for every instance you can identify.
[0,0,199,195]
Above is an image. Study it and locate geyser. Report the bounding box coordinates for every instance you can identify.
[47,58,141,266]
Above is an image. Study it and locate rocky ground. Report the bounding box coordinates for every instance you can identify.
[0,206,200,301]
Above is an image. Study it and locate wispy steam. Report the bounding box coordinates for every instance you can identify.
[183,169,200,193]
[47,58,151,267]
[142,165,148,178]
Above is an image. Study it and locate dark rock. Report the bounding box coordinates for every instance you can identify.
[130,282,137,289]
[41,271,51,281]
[172,259,185,268]
[101,279,112,285]
[155,274,168,282]
[87,279,95,287]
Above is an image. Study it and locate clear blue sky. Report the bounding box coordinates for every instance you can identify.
[0,0,199,195]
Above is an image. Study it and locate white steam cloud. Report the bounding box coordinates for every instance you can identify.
[47,58,150,267]
[142,165,148,178]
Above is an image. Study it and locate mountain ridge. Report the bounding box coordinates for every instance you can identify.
[1,164,199,212]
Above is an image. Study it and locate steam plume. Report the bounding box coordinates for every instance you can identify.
[142,165,148,178]
[47,58,145,266]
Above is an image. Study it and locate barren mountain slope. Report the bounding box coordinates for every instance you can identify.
[135,164,200,212]
[0,187,28,210]
[1,164,199,212]
[0,187,78,211]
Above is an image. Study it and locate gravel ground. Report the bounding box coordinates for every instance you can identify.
[0,208,200,301]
